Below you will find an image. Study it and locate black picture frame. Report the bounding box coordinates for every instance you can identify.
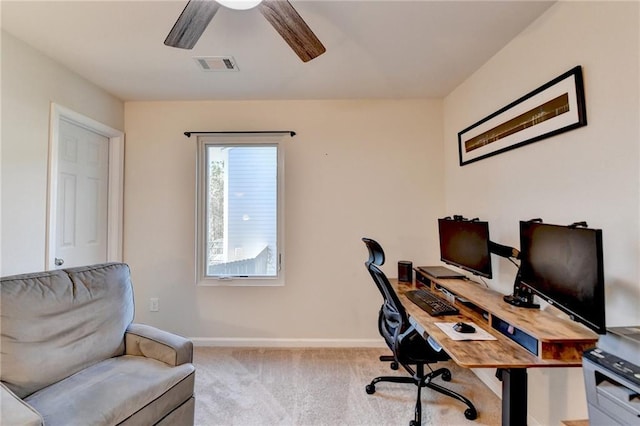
[458,66,587,166]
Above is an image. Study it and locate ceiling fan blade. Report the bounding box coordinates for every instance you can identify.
[164,0,220,49]
[258,0,326,62]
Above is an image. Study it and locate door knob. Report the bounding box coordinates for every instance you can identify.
[54,258,64,266]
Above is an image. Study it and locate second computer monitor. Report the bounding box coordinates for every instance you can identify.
[518,220,606,334]
[438,217,492,279]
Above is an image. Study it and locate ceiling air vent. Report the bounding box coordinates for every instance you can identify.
[193,56,239,72]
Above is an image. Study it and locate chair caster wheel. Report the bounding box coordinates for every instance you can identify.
[442,370,452,381]
[409,421,419,426]
[365,384,376,394]
[390,361,399,370]
[464,407,477,420]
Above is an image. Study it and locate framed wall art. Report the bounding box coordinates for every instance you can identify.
[458,66,587,166]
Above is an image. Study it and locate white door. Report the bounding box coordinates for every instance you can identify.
[54,119,110,268]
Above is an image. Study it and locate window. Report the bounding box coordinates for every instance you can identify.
[196,133,286,285]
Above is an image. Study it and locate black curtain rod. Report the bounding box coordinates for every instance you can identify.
[184,131,296,138]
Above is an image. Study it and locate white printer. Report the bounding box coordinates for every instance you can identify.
[583,326,640,425]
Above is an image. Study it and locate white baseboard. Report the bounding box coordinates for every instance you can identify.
[472,367,502,397]
[191,337,386,348]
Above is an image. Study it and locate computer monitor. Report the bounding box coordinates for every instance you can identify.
[518,220,606,334]
[438,217,492,278]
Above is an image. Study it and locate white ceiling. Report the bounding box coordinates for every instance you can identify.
[1,0,554,101]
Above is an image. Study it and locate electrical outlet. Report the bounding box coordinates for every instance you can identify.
[149,297,159,312]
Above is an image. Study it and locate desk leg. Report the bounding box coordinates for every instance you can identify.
[500,368,527,426]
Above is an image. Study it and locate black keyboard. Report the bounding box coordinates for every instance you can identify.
[405,288,459,316]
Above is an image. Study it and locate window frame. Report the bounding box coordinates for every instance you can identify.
[195,133,286,286]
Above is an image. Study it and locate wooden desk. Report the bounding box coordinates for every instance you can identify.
[393,273,598,425]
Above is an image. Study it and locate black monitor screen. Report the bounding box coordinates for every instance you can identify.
[519,221,605,334]
[438,218,492,278]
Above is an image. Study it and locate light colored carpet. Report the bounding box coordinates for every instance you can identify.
[193,347,501,426]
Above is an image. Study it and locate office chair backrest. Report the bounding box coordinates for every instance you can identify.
[362,238,411,347]
[363,237,386,267]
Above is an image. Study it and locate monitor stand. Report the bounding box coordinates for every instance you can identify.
[503,282,540,309]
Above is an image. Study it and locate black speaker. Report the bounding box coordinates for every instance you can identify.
[398,261,413,282]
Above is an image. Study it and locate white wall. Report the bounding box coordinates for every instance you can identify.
[443,2,640,424]
[0,31,124,275]
[124,99,444,342]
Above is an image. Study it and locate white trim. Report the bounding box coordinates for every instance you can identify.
[191,337,386,348]
[45,103,125,270]
[107,134,125,262]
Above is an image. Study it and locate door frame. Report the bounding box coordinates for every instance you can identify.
[45,103,125,270]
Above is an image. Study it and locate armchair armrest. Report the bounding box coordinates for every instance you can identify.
[125,323,193,366]
[1,383,43,426]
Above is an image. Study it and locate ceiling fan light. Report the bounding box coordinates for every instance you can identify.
[217,0,263,10]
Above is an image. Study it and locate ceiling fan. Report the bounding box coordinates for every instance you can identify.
[164,0,326,62]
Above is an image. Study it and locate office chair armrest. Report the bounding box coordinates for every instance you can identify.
[427,335,443,352]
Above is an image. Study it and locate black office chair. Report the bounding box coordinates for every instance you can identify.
[362,237,477,425]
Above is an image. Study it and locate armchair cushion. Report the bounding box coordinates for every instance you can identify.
[24,356,195,426]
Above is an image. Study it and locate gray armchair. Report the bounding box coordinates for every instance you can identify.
[1,263,195,426]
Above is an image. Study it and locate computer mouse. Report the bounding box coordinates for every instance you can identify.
[453,322,475,333]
